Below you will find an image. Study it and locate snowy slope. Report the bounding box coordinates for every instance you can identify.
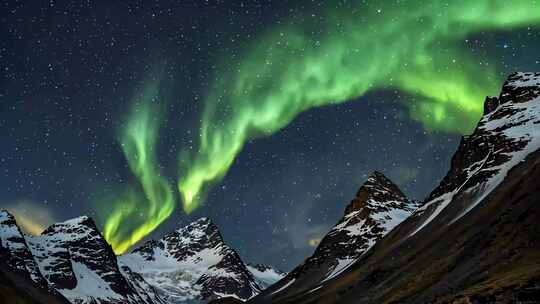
[246,264,286,289]
[254,171,418,301]
[120,218,261,303]
[25,215,162,304]
[410,72,540,236]
[0,210,276,304]
[249,72,540,304]
[0,210,49,289]
[309,171,417,281]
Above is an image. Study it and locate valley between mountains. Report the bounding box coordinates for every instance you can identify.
[2,72,540,304]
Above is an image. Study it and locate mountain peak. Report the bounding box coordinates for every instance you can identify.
[62,215,91,225]
[0,209,15,221]
[129,217,224,263]
[179,217,220,236]
[0,209,49,290]
[25,214,158,303]
[170,217,223,248]
[412,72,540,236]
[40,215,99,239]
[259,173,417,300]
[256,72,540,304]
[482,72,540,115]
[495,71,540,110]
[366,170,387,181]
[504,71,540,90]
[195,216,211,223]
[345,171,410,215]
[122,218,261,302]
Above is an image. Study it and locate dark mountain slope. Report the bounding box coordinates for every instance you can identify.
[253,172,418,302]
[0,211,164,304]
[322,146,540,304]
[249,73,540,304]
[0,259,70,304]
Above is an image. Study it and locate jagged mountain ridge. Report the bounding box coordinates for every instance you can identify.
[409,72,540,237]
[248,73,540,303]
[253,171,418,302]
[0,211,282,304]
[0,211,70,304]
[1,213,164,304]
[119,217,265,303]
[0,211,49,289]
[3,72,538,304]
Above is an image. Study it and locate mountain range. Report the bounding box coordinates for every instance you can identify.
[1,72,540,304]
[0,211,284,304]
[246,72,540,303]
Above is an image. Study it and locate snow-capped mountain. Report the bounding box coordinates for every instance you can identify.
[249,73,540,304]
[409,71,540,236]
[0,211,161,304]
[309,171,417,280]
[4,72,539,304]
[0,211,280,304]
[0,210,49,289]
[254,171,418,302]
[246,264,286,289]
[26,215,163,304]
[119,217,261,303]
[0,210,71,304]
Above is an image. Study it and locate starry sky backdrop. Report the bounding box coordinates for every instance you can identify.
[1,0,539,270]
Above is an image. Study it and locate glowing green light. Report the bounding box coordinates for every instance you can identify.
[104,83,175,254]
[178,0,540,212]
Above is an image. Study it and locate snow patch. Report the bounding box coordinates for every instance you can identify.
[410,79,540,236]
[322,258,356,283]
[271,278,296,295]
[247,265,285,288]
[60,261,122,302]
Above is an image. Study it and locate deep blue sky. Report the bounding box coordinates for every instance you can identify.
[1,1,539,270]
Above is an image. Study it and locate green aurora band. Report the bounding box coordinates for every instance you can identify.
[178,0,540,213]
[103,84,175,254]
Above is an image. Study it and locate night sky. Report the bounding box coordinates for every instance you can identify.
[1,1,539,271]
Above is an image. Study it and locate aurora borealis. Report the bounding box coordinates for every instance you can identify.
[177,0,540,212]
[1,0,539,267]
[103,83,175,253]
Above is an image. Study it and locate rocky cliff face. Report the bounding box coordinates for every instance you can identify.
[119,218,261,303]
[254,171,418,302]
[248,73,540,304]
[0,210,70,304]
[409,72,540,237]
[26,216,164,304]
[0,212,279,304]
[4,72,539,304]
[311,171,416,271]
[0,211,163,304]
[0,211,49,289]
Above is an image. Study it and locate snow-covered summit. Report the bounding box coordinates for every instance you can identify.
[257,172,417,300]
[0,211,279,304]
[309,171,417,278]
[0,209,49,289]
[344,171,415,215]
[246,72,540,304]
[120,217,261,303]
[411,72,540,236]
[25,215,162,304]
